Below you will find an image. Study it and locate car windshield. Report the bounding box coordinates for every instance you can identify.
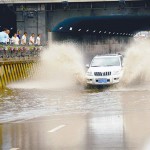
[91,57,120,67]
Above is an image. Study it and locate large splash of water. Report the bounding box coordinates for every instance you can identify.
[8,43,85,89]
[121,39,150,87]
[9,38,150,90]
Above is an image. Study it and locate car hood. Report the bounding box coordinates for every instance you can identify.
[88,66,122,72]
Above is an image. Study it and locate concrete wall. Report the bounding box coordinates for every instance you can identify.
[82,38,128,64]
[16,4,47,44]
[52,32,128,64]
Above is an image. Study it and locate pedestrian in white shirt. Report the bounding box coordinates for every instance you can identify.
[35,34,41,45]
[0,28,9,44]
[6,29,10,44]
[21,32,27,45]
[29,33,35,45]
[12,33,19,45]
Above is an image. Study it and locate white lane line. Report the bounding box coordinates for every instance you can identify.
[10,148,20,150]
[48,124,66,133]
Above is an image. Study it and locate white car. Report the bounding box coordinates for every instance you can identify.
[86,54,123,85]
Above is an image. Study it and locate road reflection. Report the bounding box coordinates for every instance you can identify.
[121,90,150,150]
[0,87,150,149]
[0,114,87,150]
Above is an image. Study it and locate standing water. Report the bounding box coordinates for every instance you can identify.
[1,39,150,150]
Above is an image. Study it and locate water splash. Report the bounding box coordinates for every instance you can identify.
[121,39,150,86]
[8,42,85,89]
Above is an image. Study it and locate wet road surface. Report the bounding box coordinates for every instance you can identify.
[0,85,150,150]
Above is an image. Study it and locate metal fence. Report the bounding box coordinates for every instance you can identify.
[0,45,42,60]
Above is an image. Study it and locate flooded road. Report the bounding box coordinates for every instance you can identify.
[0,84,150,150]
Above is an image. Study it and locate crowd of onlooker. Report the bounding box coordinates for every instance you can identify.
[0,28,42,59]
[0,28,41,46]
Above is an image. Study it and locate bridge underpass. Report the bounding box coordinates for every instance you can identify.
[1,1,150,150]
[50,15,150,63]
[52,15,150,43]
[52,15,150,35]
[13,0,150,42]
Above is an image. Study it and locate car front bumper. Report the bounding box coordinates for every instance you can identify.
[86,75,120,85]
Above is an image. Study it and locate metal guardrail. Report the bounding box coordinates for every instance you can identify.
[0,45,43,88]
[0,59,37,88]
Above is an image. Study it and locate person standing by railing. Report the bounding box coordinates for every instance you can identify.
[0,28,9,45]
[21,32,27,45]
[11,33,19,45]
[29,33,35,45]
[6,30,10,44]
[35,34,41,45]
[17,30,21,44]
[17,31,21,40]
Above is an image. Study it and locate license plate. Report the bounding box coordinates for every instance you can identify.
[98,78,107,83]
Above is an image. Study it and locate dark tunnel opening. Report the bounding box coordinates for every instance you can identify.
[52,15,150,38]
[0,4,16,36]
[51,15,150,50]
[51,15,150,61]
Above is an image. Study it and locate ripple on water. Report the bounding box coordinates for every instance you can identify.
[0,88,122,123]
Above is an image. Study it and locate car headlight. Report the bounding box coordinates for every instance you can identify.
[86,71,93,76]
[113,70,120,75]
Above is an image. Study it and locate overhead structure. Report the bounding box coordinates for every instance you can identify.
[53,15,150,35]
[0,0,149,41]
[0,0,142,4]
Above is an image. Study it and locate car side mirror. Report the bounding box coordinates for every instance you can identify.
[86,64,90,68]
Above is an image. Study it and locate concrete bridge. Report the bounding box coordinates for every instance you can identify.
[0,0,143,4]
[0,0,149,42]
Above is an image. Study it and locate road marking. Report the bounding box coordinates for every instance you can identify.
[10,148,19,150]
[48,124,66,133]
